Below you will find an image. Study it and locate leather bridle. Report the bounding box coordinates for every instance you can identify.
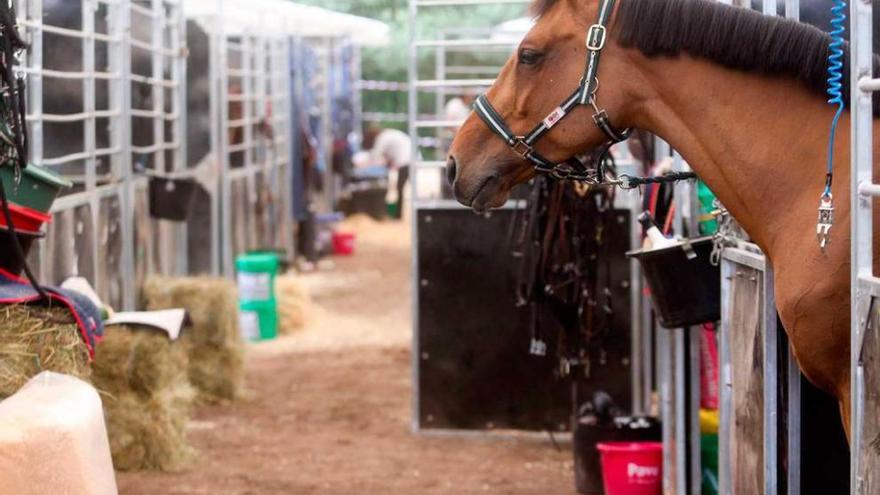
[472,0,630,181]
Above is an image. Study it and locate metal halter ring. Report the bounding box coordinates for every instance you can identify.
[511,138,533,159]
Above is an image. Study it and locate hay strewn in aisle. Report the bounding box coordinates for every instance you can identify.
[276,274,311,335]
[91,324,194,472]
[0,305,91,399]
[143,277,244,403]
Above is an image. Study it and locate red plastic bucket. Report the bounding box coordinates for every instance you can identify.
[597,442,663,495]
[0,201,52,232]
[332,231,356,256]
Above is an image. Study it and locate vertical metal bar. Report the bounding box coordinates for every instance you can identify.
[172,0,189,274]
[208,5,222,275]
[25,0,42,166]
[629,190,645,414]
[219,4,233,275]
[764,263,779,495]
[784,0,800,21]
[115,0,134,309]
[674,328,688,495]
[660,328,675,494]
[408,0,420,432]
[82,0,100,299]
[762,0,776,16]
[851,0,874,490]
[719,257,733,495]
[351,44,363,147]
[321,37,334,211]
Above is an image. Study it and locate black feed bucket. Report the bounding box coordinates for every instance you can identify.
[148,177,199,222]
[0,227,44,276]
[627,236,720,328]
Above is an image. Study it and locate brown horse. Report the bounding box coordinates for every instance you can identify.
[448,0,880,437]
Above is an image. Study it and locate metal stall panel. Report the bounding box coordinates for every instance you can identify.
[16,0,135,309]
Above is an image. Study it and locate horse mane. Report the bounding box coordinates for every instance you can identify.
[616,0,880,116]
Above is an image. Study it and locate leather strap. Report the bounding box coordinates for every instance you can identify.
[471,0,631,178]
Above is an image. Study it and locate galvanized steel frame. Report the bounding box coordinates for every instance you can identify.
[14,0,187,310]
[850,0,876,490]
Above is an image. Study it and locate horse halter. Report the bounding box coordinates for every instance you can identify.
[472,0,630,181]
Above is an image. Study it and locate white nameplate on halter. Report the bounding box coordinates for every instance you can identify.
[543,107,566,129]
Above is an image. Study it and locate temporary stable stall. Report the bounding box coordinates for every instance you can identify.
[407,0,649,434]
[184,0,388,274]
[13,0,387,310]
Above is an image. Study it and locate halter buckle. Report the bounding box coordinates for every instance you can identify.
[511,137,533,159]
[586,24,607,51]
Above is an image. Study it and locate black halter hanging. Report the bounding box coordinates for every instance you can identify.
[473,0,630,181]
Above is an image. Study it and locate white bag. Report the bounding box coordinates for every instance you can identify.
[0,372,118,495]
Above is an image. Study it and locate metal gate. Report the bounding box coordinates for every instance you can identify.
[850,0,879,492]
[15,0,187,310]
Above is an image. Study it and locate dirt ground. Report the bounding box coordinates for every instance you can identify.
[116,216,575,495]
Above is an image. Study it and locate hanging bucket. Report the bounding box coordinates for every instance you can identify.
[0,226,44,276]
[597,442,663,495]
[627,237,720,328]
[148,177,199,222]
[0,163,73,213]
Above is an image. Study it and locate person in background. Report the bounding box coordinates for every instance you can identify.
[362,126,412,219]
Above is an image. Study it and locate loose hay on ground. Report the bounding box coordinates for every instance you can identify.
[0,305,91,399]
[276,274,311,334]
[143,277,244,404]
[91,325,195,472]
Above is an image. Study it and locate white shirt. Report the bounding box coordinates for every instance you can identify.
[370,129,412,169]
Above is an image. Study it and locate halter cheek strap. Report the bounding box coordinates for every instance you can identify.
[472,0,630,179]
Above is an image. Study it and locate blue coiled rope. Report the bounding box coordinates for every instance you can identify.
[825,0,847,197]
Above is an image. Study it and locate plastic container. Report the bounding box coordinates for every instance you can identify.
[575,416,662,494]
[0,227,44,276]
[627,237,720,328]
[597,442,663,495]
[701,434,719,495]
[0,201,52,232]
[236,252,280,341]
[0,163,73,213]
[239,299,278,341]
[148,177,199,221]
[332,231,356,256]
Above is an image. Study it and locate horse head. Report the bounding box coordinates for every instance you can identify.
[447,0,638,211]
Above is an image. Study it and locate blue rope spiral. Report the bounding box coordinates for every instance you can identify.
[825,0,847,197]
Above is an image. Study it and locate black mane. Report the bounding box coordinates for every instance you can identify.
[617,0,880,115]
[534,0,880,116]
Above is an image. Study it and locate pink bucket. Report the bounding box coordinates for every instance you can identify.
[597,442,663,495]
[332,231,356,256]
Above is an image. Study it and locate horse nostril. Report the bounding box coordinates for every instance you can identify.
[446,157,458,186]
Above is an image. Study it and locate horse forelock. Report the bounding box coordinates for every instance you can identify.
[616,0,880,116]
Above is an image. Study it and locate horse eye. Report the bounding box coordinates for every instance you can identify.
[518,49,543,66]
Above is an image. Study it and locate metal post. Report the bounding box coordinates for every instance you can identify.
[408,0,420,432]
[851,0,874,490]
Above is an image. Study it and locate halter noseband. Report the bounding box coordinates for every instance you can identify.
[473,0,630,180]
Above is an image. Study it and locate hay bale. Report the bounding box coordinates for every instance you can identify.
[143,277,244,403]
[276,274,311,334]
[0,305,91,399]
[91,325,195,472]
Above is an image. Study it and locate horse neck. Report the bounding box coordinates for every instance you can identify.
[623,52,847,254]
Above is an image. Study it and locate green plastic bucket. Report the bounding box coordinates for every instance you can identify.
[239,300,278,341]
[701,433,719,495]
[0,163,73,213]
[236,252,280,341]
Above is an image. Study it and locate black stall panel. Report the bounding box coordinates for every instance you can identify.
[417,208,633,431]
